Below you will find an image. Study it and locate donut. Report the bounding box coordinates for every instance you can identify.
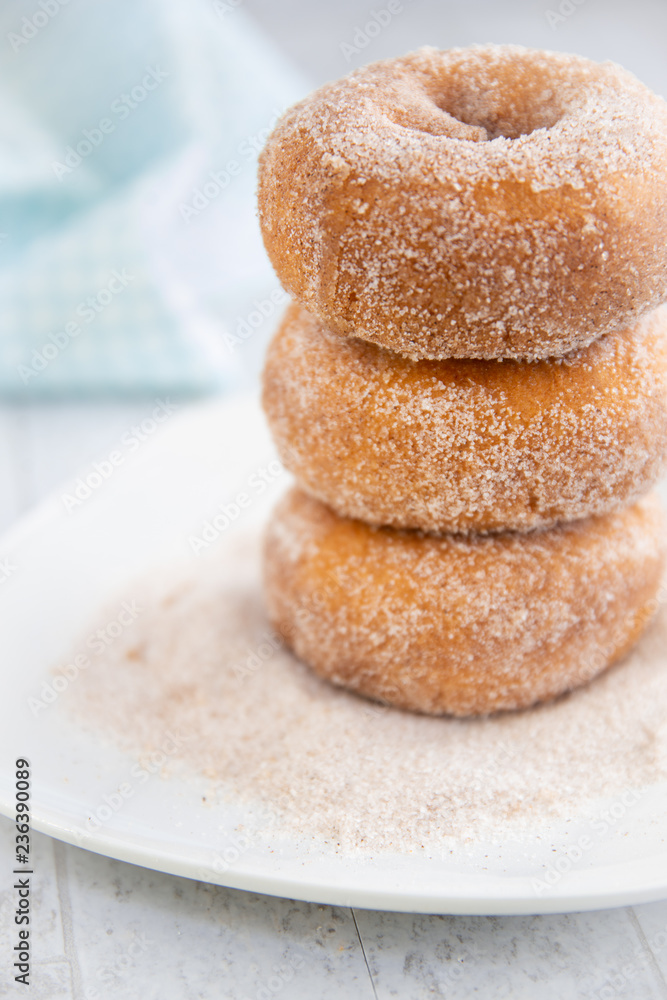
[258,45,667,361]
[264,488,666,717]
[262,302,667,533]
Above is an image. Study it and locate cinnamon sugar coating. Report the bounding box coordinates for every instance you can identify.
[264,488,666,717]
[262,302,667,533]
[258,45,667,361]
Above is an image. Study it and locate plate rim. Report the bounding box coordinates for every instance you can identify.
[1,390,666,916]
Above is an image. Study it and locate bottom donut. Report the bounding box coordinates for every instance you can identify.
[263,488,666,716]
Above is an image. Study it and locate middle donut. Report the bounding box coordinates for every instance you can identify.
[263,301,667,534]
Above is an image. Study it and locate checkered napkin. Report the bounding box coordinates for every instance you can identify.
[0,0,306,397]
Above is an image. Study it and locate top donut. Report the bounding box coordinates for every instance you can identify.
[258,45,667,361]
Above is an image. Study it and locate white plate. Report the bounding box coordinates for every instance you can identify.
[1,392,667,916]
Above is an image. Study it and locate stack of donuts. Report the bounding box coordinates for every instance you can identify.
[257,44,667,716]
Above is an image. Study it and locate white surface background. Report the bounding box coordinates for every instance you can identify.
[2,0,667,996]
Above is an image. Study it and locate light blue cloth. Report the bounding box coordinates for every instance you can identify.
[0,0,307,396]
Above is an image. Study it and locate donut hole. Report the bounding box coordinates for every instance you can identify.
[444,103,560,140]
[433,87,563,140]
[389,58,565,141]
[416,53,568,140]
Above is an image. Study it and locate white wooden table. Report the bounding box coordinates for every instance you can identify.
[2,400,667,999]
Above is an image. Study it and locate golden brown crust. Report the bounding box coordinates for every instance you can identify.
[264,489,667,716]
[258,45,667,361]
[262,302,667,533]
